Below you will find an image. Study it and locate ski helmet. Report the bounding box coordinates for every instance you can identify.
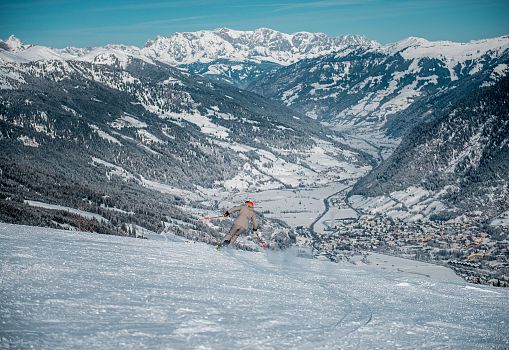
[245,201,254,208]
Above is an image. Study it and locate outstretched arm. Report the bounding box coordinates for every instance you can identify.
[224,206,242,216]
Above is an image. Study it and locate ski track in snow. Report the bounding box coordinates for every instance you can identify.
[1,223,508,349]
[222,249,373,349]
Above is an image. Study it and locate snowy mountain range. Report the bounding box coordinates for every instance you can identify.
[2,30,508,128]
[1,28,508,237]
[142,28,378,65]
[0,29,378,87]
[247,35,509,132]
[0,28,377,65]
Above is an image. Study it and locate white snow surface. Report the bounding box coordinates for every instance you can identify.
[17,135,39,147]
[1,223,507,349]
[91,157,135,181]
[89,124,122,145]
[162,112,229,138]
[23,200,107,222]
[247,183,349,228]
[349,186,450,222]
[139,175,202,201]
[491,209,509,227]
[384,35,509,62]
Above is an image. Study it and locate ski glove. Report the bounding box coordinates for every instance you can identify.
[223,211,229,217]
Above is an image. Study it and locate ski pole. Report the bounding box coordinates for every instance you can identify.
[196,215,226,221]
[254,232,267,250]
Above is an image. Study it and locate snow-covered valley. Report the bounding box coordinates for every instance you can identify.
[1,223,508,349]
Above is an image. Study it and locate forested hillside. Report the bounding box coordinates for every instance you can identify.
[352,75,509,220]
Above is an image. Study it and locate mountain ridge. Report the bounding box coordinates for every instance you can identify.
[3,30,508,66]
[246,34,509,133]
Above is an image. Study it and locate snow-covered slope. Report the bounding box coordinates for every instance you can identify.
[384,35,509,81]
[351,75,509,222]
[1,223,507,349]
[73,45,156,68]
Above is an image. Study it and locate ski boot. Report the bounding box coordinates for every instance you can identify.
[215,240,230,250]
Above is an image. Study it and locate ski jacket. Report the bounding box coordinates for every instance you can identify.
[227,205,257,230]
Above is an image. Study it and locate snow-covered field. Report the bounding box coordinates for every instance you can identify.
[316,206,358,233]
[24,200,108,222]
[491,210,509,227]
[210,183,349,228]
[348,186,450,222]
[1,223,508,349]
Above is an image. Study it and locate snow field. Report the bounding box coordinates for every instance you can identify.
[1,223,508,349]
[213,183,349,229]
[23,200,108,222]
[491,210,509,227]
[348,186,453,222]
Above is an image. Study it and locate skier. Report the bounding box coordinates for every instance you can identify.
[218,200,258,247]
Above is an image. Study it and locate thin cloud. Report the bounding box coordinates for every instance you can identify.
[91,0,211,12]
[233,0,373,10]
[0,0,70,9]
[234,0,499,13]
[63,15,212,35]
[278,0,373,10]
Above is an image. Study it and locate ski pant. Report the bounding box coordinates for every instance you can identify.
[222,224,246,244]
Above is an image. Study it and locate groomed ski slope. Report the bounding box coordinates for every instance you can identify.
[1,223,508,349]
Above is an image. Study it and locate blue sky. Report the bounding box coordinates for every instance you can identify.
[1,0,508,48]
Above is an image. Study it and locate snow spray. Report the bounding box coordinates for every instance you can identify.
[265,246,299,265]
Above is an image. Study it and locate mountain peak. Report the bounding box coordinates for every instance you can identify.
[1,35,27,52]
[384,36,430,54]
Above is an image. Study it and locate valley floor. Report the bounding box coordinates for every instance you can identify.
[1,223,508,349]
